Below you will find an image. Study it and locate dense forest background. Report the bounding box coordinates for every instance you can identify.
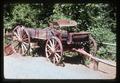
[3,3,116,61]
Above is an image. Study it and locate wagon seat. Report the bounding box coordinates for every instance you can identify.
[49,19,77,41]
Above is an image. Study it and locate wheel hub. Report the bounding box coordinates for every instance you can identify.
[51,48,56,54]
[18,38,23,42]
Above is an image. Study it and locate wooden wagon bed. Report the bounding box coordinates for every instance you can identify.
[25,27,50,40]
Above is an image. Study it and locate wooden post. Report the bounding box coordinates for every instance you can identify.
[93,60,99,70]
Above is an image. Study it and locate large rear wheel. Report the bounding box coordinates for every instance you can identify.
[89,35,97,56]
[45,36,63,65]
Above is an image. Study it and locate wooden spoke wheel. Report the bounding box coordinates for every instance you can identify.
[89,35,97,56]
[45,36,63,65]
[12,26,30,56]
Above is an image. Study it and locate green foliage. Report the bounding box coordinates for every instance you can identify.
[4,3,116,61]
[97,45,116,61]
[63,51,79,57]
[12,4,38,27]
[88,28,116,44]
[4,4,48,29]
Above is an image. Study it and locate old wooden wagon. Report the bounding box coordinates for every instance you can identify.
[6,19,97,66]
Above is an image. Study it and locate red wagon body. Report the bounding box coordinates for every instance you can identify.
[6,19,97,65]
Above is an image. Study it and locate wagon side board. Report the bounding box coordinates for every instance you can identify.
[25,27,53,40]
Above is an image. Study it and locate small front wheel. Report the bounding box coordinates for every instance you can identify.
[12,26,30,56]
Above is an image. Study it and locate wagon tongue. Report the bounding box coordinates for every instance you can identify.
[72,48,116,69]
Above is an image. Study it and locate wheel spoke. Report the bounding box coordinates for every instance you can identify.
[22,34,27,39]
[21,44,24,55]
[14,32,20,39]
[14,43,19,48]
[18,45,21,54]
[14,42,19,52]
[49,39,53,47]
[54,40,57,47]
[20,45,22,54]
[53,57,56,64]
[46,53,49,58]
[47,44,52,51]
[52,39,55,47]
[55,53,61,59]
[19,28,24,39]
[24,40,29,43]
[17,29,21,38]
[47,51,51,57]
[55,44,60,50]
[46,47,52,58]
[47,49,52,55]
[14,44,19,52]
[22,38,29,41]
[22,30,27,38]
[22,43,27,52]
[23,42,29,46]
[54,54,59,63]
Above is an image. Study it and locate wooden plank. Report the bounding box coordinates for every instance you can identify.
[72,48,116,67]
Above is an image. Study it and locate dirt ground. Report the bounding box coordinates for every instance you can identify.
[97,62,116,79]
[87,61,116,79]
[4,54,116,79]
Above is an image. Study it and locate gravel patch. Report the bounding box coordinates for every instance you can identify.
[4,54,115,79]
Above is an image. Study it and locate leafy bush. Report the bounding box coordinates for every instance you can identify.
[4,4,48,29]
[88,28,116,44]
